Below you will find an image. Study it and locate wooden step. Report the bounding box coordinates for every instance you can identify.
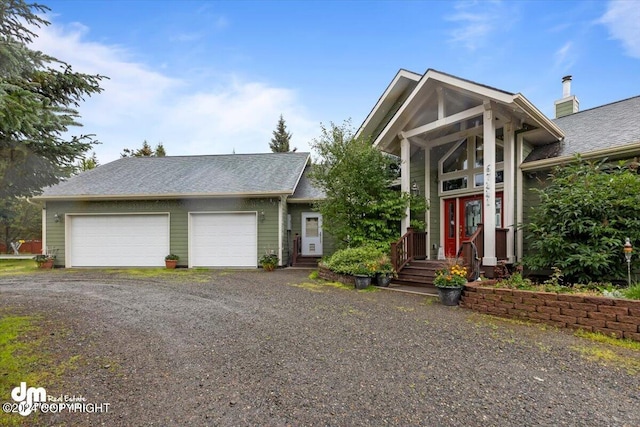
[393,260,448,287]
[293,256,321,267]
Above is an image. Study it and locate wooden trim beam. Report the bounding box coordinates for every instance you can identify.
[404,104,485,139]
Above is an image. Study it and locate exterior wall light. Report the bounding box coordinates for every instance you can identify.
[411,179,420,196]
[624,237,633,286]
[54,213,61,223]
[259,211,265,222]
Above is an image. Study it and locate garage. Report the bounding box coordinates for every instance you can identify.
[67,214,170,267]
[189,212,257,268]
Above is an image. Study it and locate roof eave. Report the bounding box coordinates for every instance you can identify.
[513,94,564,141]
[356,69,422,139]
[521,140,640,171]
[33,191,294,202]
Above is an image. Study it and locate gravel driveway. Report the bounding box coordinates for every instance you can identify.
[1,269,639,426]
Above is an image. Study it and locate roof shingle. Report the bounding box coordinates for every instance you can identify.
[38,152,310,199]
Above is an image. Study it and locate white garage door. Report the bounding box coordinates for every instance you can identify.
[68,214,169,267]
[190,212,257,267]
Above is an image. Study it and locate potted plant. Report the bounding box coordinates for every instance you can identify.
[34,254,55,269]
[433,260,468,306]
[165,254,179,269]
[374,254,395,287]
[352,262,376,289]
[259,253,279,271]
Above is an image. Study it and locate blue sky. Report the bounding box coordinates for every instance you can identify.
[32,0,640,163]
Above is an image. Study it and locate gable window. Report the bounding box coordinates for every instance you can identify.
[439,135,505,195]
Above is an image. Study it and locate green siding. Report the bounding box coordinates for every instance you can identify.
[521,174,547,255]
[410,148,440,259]
[555,101,575,118]
[287,203,337,260]
[45,198,281,267]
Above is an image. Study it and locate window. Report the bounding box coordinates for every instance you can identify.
[442,139,468,173]
[443,177,467,192]
[440,135,506,194]
[474,170,504,187]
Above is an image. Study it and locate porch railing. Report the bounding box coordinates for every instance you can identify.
[292,234,301,266]
[391,228,428,272]
[458,224,509,280]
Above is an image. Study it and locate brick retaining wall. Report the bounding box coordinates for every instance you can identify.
[461,283,640,342]
[318,266,356,287]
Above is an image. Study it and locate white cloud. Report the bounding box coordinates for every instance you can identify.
[446,1,509,51]
[28,19,317,163]
[600,0,640,58]
[554,41,576,71]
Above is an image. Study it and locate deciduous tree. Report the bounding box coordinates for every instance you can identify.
[308,120,424,248]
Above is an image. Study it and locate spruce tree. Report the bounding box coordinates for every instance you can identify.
[269,115,295,152]
[121,140,167,157]
[0,0,105,198]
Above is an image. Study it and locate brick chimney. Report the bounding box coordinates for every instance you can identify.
[554,75,579,118]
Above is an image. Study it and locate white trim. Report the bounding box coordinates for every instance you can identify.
[300,212,323,256]
[412,122,483,149]
[278,196,284,266]
[516,133,525,261]
[65,212,171,268]
[424,147,431,259]
[400,137,411,232]
[482,105,497,266]
[41,205,46,255]
[503,122,515,263]
[356,69,422,138]
[33,191,292,202]
[521,140,640,171]
[404,104,485,139]
[512,94,564,140]
[437,136,505,197]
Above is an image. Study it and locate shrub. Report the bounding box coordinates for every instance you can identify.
[623,283,640,300]
[322,244,389,277]
[523,157,640,283]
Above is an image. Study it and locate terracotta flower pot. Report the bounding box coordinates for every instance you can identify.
[165,260,177,269]
[39,259,54,269]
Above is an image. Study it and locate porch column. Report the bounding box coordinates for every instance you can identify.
[482,103,497,266]
[516,133,525,262]
[400,135,411,232]
[503,122,515,263]
[424,147,431,259]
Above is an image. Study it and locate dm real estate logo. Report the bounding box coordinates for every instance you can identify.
[10,382,46,416]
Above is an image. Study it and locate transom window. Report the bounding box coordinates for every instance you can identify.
[439,136,504,194]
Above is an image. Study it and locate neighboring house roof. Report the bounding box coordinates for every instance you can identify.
[36,152,311,200]
[524,95,640,164]
[289,166,325,202]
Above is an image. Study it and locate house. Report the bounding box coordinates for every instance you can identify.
[357,69,640,278]
[34,152,334,268]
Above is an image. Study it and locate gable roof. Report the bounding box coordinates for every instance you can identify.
[524,95,640,164]
[363,68,564,156]
[36,152,311,200]
[289,166,325,202]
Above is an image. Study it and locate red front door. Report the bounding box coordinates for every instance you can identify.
[443,193,503,258]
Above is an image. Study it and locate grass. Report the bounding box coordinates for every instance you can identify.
[0,313,47,426]
[0,310,83,427]
[0,259,39,276]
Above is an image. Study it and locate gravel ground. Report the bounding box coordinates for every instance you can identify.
[1,268,639,426]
